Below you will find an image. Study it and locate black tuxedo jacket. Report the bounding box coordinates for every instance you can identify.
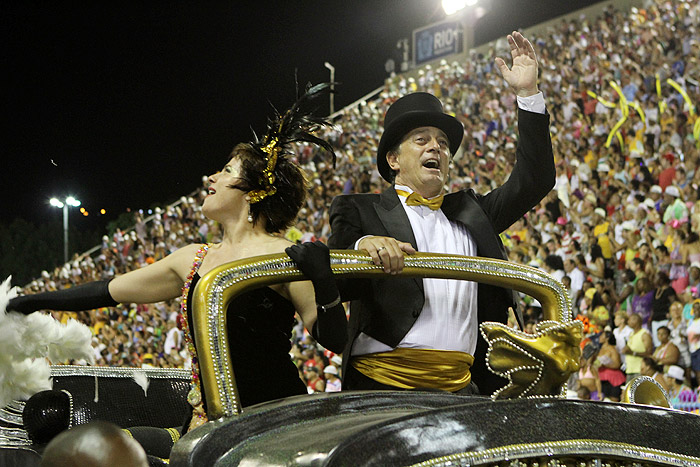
[327,108,555,395]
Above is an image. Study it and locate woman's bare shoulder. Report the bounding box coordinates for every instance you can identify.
[168,243,206,258]
[268,236,297,251]
[159,243,208,272]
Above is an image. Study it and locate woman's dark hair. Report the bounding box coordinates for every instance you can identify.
[642,356,661,373]
[590,291,607,310]
[603,329,616,346]
[223,82,334,234]
[590,243,603,261]
[544,254,564,271]
[622,268,636,283]
[231,143,309,234]
[632,257,645,269]
[656,270,671,286]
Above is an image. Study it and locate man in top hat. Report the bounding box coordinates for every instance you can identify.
[327,32,555,396]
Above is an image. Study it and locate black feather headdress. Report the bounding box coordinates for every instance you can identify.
[247,82,336,204]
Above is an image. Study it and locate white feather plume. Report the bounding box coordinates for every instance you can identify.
[49,318,96,364]
[0,276,95,407]
[0,357,52,408]
[132,370,150,397]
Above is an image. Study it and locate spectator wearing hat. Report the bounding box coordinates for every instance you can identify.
[591,208,613,263]
[662,185,688,225]
[327,32,555,396]
[665,364,696,411]
[648,185,664,211]
[324,365,342,392]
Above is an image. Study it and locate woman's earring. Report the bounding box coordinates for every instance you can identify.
[246,197,253,223]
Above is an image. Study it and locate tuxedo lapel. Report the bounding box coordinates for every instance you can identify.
[374,187,423,295]
[375,188,418,249]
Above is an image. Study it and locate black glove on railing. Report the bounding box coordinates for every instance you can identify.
[7,280,118,315]
[285,241,338,306]
[286,241,346,353]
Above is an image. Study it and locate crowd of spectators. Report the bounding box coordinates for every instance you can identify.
[20,0,700,408]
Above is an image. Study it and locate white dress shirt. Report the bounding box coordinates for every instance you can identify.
[352,185,479,355]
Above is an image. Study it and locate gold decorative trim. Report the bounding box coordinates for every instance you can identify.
[165,427,181,444]
[408,439,700,467]
[192,251,572,419]
[622,375,671,408]
[481,320,583,399]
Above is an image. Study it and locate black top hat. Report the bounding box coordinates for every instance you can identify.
[376,92,464,183]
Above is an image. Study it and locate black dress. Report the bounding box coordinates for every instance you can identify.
[187,273,307,409]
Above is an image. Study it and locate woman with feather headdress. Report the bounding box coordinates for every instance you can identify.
[6,83,347,434]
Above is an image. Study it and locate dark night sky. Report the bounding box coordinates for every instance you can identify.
[1,1,601,230]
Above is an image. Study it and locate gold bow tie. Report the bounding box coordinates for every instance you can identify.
[396,189,444,210]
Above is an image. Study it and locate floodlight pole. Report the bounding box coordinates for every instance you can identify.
[62,204,69,264]
[50,196,81,264]
[324,61,335,115]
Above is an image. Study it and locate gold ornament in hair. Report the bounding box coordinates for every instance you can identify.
[246,82,337,205]
[247,136,280,204]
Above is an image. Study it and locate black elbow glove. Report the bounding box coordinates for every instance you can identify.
[7,280,118,315]
[285,241,339,306]
[311,303,347,354]
[286,241,347,352]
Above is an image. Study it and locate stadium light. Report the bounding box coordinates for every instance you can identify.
[442,0,478,16]
[324,62,335,115]
[50,196,81,264]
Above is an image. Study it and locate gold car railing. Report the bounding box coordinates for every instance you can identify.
[192,251,580,420]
